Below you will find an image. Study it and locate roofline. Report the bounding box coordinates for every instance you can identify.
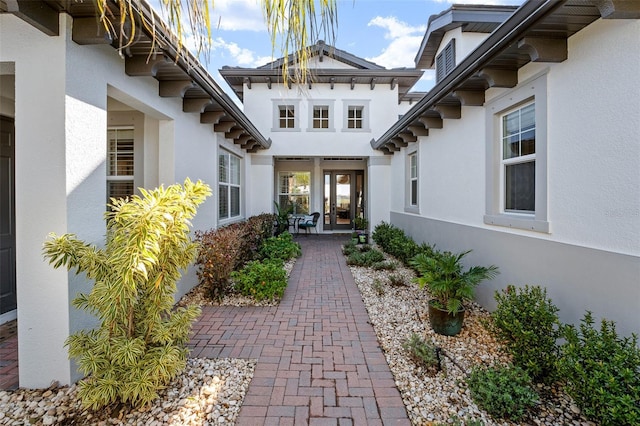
[372,0,562,150]
[219,67,424,79]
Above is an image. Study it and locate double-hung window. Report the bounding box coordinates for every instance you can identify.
[107,127,134,206]
[409,152,418,207]
[219,151,241,220]
[502,103,535,213]
[484,72,548,233]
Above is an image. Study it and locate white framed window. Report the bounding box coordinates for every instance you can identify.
[219,151,241,220]
[272,100,301,132]
[410,152,418,207]
[278,172,310,214]
[436,39,456,83]
[485,72,549,233]
[502,103,535,213]
[342,100,370,132]
[347,106,363,129]
[313,106,329,129]
[107,127,134,206]
[279,105,295,128]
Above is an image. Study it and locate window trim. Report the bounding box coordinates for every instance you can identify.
[308,100,335,132]
[278,171,311,215]
[342,100,370,132]
[272,99,301,132]
[218,150,242,222]
[106,126,135,207]
[406,150,419,213]
[484,72,549,233]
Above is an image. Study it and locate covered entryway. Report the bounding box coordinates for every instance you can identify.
[0,115,16,321]
[323,170,364,231]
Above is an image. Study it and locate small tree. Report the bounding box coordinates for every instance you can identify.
[43,179,210,409]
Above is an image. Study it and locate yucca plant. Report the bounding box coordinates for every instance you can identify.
[43,179,210,409]
[411,250,498,314]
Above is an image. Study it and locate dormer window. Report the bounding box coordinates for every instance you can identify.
[436,39,456,83]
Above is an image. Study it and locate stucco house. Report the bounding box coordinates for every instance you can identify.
[1,0,638,389]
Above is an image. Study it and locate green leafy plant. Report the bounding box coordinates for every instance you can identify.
[371,279,385,296]
[410,250,498,314]
[557,312,640,425]
[43,179,210,409]
[353,216,369,230]
[488,285,560,383]
[195,224,243,300]
[371,260,397,271]
[342,240,359,256]
[388,274,406,287]
[402,333,439,371]
[346,247,385,267]
[231,259,288,301]
[274,201,293,236]
[259,232,301,261]
[238,213,277,265]
[467,364,538,421]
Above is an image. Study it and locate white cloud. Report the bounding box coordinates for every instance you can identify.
[432,0,524,5]
[209,0,266,32]
[210,37,272,67]
[365,16,426,69]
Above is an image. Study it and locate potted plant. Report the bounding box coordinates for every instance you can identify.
[410,250,498,336]
[353,216,369,244]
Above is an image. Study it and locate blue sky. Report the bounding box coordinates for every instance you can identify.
[153,0,523,96]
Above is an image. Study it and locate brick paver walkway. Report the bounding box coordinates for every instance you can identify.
[189,235,410,425]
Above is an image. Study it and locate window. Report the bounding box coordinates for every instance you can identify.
[410,153,418,206]
[313,106,329,129]
[279,105,295,129]
[107,127,134,206]
[278,172,310,214]
[347,106,363,129]
[219,151,241,220]
[484,72,548,233]
[502,103,535,213]
[436,39,455,83]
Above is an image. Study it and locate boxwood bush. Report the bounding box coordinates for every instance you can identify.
[231,259,288,302]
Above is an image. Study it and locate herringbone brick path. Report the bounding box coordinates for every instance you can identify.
[189,235,410,425]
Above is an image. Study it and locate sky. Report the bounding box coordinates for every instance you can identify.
[152,0,524,97]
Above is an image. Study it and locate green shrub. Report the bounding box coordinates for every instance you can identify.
[195,224,244,299]
[467,364,538,421]
[342,240,359,256]
[231,259,288,301]
[557,312,640,425]
[259,231,301,261]
[371,260,397,271]
[43,179,209,409]
[239,213,276,265]
[388,274,406,287]
[488,285,560,383]
[371,279,385,296]
[346,247,385,267]
[402,333,439,370]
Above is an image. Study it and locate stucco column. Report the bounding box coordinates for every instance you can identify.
[367,156,391,229]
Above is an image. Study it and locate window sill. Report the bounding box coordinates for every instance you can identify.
[341,128,370,132]
[484,214,550,233]
[404,206,420,215]
[307,128,336,133]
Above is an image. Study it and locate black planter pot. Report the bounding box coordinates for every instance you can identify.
[428,300,465,336]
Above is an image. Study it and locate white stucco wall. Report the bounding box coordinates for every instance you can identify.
[389,18,640,336]
[438,28,490,67]
[1,12,228,387]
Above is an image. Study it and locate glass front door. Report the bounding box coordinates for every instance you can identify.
[323,171,364,231]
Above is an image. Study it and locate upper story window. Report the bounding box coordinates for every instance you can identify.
[435,39,456,83]
[347,106,363,129]
[219,151,241,220]
[313,106,329,129]
[107,127,134,206]
[502,103,535,213]
[279,105,295,128]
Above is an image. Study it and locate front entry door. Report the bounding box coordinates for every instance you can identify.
[0,116,17,316]
[323,171,364,231]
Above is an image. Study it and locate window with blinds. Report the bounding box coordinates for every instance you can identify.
[219,151,241,220]
[107,127,134,206]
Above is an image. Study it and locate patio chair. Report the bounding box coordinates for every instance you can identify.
[297,212,320,235]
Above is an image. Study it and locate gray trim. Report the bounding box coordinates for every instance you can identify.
[307,100,336,132]
[391,212,640,338]
[271,99,301,132]
[342,100,370,132]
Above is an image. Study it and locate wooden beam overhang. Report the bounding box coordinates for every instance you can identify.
[200,110,226,124]
[518,37,568,62]
[183,97,213,113]
[390,137,408,149]
[433,104,461,120]
[418,115,443,129]
[330,78,335,89]
[351,78,356,90]
[266,77,272,89]
[236,134,252,146]
[370,78,377,90]
[243,77,251,89]
[398,132,417,144]
[159,80,194,97]
[408,125,429,137]
[214,120,237,133]
[452,90,485,106]
[476,68,518,88]
[72,17,112,45]
[596,0,640,19]
[6,0,58,36]
[125,55,168,77]
[391,78,398,90]
[225,128,244,140]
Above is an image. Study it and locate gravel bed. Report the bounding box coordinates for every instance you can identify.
[347,248,594,426]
